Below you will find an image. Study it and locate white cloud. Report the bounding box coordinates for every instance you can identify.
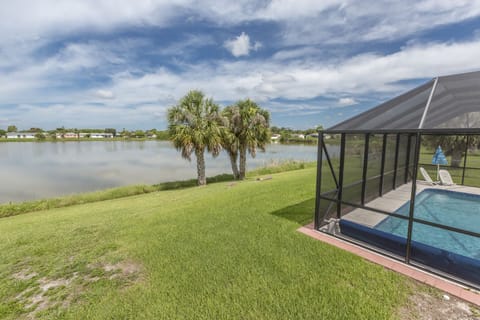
[2,1,480,128]
[156,34,216,56]
[194,1,480,45]
[4,38,480,119]
[103,38,480,106]
[338,98,357,106]
[259,0,480,45]
[224,32,261,57]
[0,1,186,45]
[272,47,323,60]
[95,90,115,99]
[1,1,480,50]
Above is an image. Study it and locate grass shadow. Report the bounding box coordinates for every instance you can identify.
[270,198,315,226]
[154,174,234,191]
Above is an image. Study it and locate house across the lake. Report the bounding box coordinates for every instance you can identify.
[90,133,114,138]
[6,132,36,139]
[59,132,79,139]
[55,132,114,139]
[292,133,305,139]
[271,134,281,142]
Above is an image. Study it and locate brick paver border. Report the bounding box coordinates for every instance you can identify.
[298,223,480,306]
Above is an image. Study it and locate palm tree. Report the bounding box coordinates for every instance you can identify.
[167,90,223,185]
[223,99,270,180]
[221,106,240,179]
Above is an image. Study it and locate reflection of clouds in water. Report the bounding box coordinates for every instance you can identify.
[1,141,317,203]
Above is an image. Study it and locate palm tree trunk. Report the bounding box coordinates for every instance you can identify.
[239,145,247,180]
[195,148,207,185]
[228,151,240,179]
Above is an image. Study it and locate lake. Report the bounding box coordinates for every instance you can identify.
[0,141,323,203]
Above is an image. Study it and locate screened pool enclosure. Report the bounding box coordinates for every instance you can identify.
[314,70,480,289]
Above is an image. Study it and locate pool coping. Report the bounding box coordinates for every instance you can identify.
[298,223,480,307]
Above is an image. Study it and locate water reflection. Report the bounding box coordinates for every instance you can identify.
[0,141,323,203]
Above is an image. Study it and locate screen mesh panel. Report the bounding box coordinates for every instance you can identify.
[365,134,383,202]
[342,134,364,205]
[328,70,480,131]
[382,135,397,194]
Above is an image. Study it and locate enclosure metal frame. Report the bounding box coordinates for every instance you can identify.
[314,128,480,289]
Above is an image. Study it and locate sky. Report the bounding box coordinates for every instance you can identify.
[2,1,480,130]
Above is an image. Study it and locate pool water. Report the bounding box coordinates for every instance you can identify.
[375,189,480,260]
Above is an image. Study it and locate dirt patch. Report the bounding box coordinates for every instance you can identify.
[16,275,76,314]
[399,289,480,320]
[12,259,142,318]
[103,260,141,277]
[12,269,38,281]
[38,277,73,291]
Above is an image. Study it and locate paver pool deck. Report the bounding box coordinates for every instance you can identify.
[343,182,480,227]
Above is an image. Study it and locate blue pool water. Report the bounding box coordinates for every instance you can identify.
[375,189,480,260]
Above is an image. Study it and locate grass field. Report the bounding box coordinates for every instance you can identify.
[0,166,412,319]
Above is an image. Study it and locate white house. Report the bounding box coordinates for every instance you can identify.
[7,132,36,139]
[271,134,281,142]
[90,133,114,138]
[64,132,78,138]
[292,133,305,139]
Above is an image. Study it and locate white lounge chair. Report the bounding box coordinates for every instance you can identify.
[439,169,456,186]
[419,167,438,185]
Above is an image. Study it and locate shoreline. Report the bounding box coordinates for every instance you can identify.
[0,137,169,142]
[0,138,330,146]
[0,160,316,218]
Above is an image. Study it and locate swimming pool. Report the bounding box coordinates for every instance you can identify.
[375,189,480,260]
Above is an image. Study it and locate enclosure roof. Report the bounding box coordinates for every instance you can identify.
[328,70,480,131]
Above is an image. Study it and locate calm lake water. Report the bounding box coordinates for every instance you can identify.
[0,141,320,203]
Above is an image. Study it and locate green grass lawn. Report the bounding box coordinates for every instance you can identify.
[0,167,412,319]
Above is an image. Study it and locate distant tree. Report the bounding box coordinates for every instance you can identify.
[304,125,323,135]
[0,129,6,137]
[35,133,46,140]
[120,129,130,138]
[270,126,281,134]
[167,90,223,186]
[105,128,117,136]
[279,132,291,143]
[7,125,17,132]
[29,127,43,132]
[423,135,479,167]
[155,130,170,140]
[135,130,145,138]
[71,128,78,139]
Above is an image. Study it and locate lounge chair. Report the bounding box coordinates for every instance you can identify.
[439,169,456,186]
[419,167,438,185]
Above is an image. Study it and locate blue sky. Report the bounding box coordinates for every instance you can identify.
[2,1,480,130]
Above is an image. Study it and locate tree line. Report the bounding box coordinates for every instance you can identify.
[168,90,270,185]
[0,126,170,140]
